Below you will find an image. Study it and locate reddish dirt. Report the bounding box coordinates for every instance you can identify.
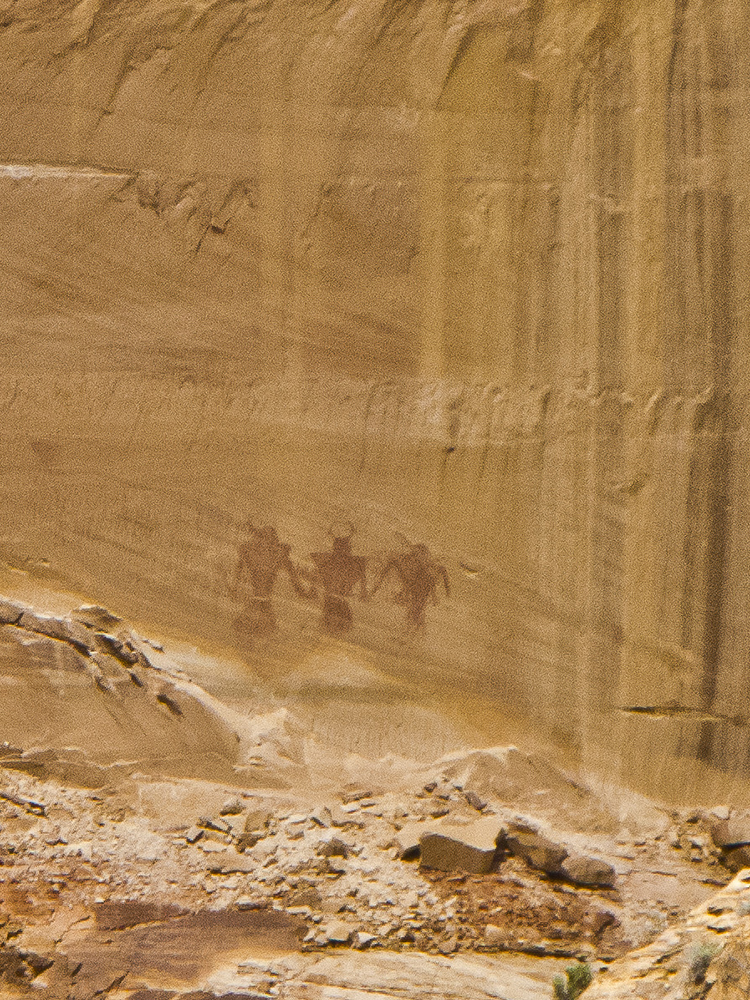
[422,858,631,959]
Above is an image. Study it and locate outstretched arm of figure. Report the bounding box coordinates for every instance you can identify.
[282,553,317,599]
[371,559,398,597]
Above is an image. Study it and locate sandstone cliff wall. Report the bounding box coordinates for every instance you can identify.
[0,0,747,797]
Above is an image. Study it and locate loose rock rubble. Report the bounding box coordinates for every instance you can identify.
[0,599,745,1000]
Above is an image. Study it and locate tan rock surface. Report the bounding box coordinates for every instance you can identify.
[0,3,746,997]
[583,870,750,1000]
[0,0,745,799]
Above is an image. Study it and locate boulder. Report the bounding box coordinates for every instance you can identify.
[317,836,351,859]
[504,825,568,875]
[712,815,750,848]
[559,852,616,888]
[288,887,322,909]
[310,805,332,827]
[721,845,750,872]
[244,808,273,833]
[394,822,435,860]
[419,817,505,874]
[323,920,353,944]
[353,931,376,949]
[504,822,615,886]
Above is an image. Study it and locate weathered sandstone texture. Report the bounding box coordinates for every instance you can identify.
[0,1,747,796]
[2,597,750,1000]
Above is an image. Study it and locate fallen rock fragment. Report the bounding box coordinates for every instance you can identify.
[341,786,376,805]
[353,930,376,949]
[316,836,350,859]
[711,815,750,848]
[155,691,183,716]
[73,605,123,630]
[720,846,750,872]
[236,897,265,910]
[310,805,332,827]
[419,817,505,874]
[329,803,360,827]
[322,857,347,875]
[504,824,568,875]
[198,815,231,834]
[0,790,46,816]
[560,852,617,888]
[323,920,353,944]
[438,936,459,954]
[288,886,322,908]
[429,803,451,819]
[319,896,348,915]
[394,821,436,860]
[464,790,487,811]
[205,853,257,874]
[0,599,23,624]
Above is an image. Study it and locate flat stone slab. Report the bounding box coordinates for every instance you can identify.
[419,817,505,874]
[210,950,571,1000]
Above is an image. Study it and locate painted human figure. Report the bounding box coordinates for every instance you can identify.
[233,523,313,635]
[309,530,368,633]
[373,542,450,631]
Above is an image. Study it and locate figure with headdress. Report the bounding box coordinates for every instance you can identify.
[233,522,314,635]
[309,524,368,633]
[372,541,450,631]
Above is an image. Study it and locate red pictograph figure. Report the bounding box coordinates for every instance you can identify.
[373,542,450,631]
[232,523,314,635]
[309,528,368,634]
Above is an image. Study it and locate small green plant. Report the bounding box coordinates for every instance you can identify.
[688,941,722,983]
[552,961,593,1000]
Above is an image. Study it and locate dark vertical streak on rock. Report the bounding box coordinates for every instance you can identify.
[537,186,561,382]
[697,194,733,764]
[510,0,544,382]
[665,0,688,393]
[594,6,625,392]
